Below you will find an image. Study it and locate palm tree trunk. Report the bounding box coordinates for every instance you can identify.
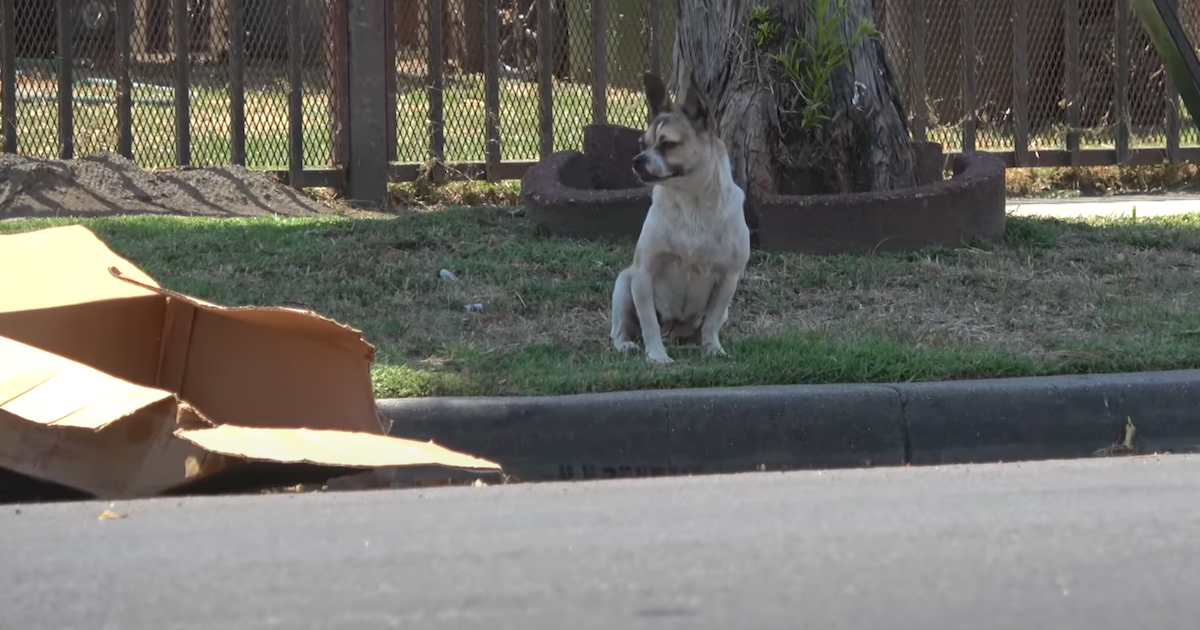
[671,0,916,210]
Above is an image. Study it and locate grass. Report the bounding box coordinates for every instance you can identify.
[6,208,1200,398]
[13,63,336,169]
[396,72,647,163]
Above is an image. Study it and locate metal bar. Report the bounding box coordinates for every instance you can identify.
[484,0,501,181]
[345,0,388,200]
[912,0,928,142]
[56,0,73,159]
[1012,0,1030,165]
[1114,0,1131,164]
[537,0,554,157]
[1,0,16,152]
[591,0,607,124]
[960,0,976,152]
[427,0,446,181]
[383,0,397,162]
[116,0,133,158]
[230,0,246,165]
[1064,0,1081,165]
[328,0,349,166]
[648,0,662,79]
[287,0,304,189]
[173,0,191,166]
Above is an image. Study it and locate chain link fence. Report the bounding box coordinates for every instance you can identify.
[395,0,672,174]
[393,0,1200,176]
[882,0,1198,162]
[0,0,339,178]
[2,0,1200,186]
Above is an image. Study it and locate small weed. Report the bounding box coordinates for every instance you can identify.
[1005,218,1061,248]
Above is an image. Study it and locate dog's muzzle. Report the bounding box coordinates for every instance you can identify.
[632,151,676,184]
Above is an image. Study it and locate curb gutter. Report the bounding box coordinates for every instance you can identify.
[379,370,1200,482]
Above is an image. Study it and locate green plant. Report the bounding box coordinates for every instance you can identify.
[748,6,780,49]
[751,0,877,131]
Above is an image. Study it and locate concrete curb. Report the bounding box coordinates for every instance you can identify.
[379,370,1200,482]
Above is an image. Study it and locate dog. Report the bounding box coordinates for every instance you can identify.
[609,71,751,365]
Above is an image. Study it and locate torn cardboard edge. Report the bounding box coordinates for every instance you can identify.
[108,265,376,356]
[0,225,501,500]
[0,332,500,499]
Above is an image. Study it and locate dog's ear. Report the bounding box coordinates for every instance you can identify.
[679,71,712,132]
[643,72,671,118]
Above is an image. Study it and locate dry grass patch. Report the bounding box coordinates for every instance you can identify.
[1006,163,1200,198]
[380,163,1200,212]
[5,208,1200,396]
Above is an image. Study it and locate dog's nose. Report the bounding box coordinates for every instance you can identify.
[632,153,650,176]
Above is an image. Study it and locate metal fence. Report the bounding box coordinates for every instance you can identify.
[1,0,1199,199]
[882,0,1200,167]
[1,0,341,188]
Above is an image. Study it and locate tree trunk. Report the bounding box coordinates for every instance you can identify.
[671,0,917,229]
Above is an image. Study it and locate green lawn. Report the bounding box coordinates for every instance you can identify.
[5,209,1200,398]
[12,63,335,169]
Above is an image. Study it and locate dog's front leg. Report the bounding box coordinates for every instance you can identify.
[630,269,673,364]
[699,273,741,358]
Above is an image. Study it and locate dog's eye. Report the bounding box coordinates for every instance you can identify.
[659,140,678,150]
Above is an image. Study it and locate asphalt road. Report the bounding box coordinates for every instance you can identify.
[4,455,1200,630]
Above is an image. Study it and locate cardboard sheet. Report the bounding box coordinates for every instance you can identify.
[0,225,499,499]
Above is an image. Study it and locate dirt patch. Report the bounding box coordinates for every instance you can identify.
[0,152,345,219]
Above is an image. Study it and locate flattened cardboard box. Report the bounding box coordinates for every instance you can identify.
[0,225,499,499]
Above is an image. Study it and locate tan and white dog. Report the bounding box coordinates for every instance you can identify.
[609,72,751,365]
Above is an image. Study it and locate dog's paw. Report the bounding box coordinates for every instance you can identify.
[646,350,675,365]
[613,340,639,353]
[702,343,728,358]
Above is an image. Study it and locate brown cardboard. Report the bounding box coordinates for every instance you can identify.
[0,225,499,499]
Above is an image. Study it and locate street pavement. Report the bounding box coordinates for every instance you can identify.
[3,454,1200,630]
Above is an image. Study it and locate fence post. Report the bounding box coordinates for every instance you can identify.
[328,0,350,167]
[960,0,977,153]
[287,0,304,189]
[1064,0,1082,165]
[230,0,246,165]
[173,0,191,166]
[56,0,74,160]
[1012,0,1030,166]
[911,0,927,143]
[345,0,388,202]
[591,0,608,124]
[116,0,134,159]
[1114,0,1131,164]
[484,0,501,181]
[427,0,446,182]
[536,0,554,157]
[1,0,16,153]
